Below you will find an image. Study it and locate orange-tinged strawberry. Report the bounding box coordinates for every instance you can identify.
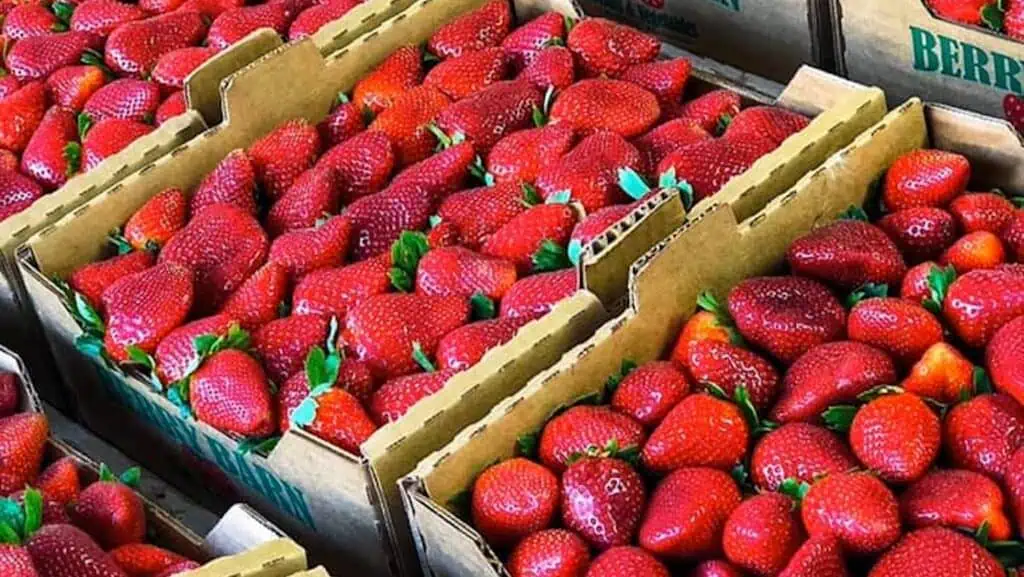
[47,65,106,112]
[939,230,1006,273]
[778,535,850,577]
[944,267,1024,348]
[188,349,274,437]
[677,89,741,135]
[501,12,566,70]
[20,105,79,191]
[535,130,643,212]
[104,12,207,77]
[500,268,576,321]
[248,119,321,201]
[435,79,542,153]
[5,31,95,82]
[668,310,734,367]
[268,215,352,279]
[882,149,970,212]
[987,314,1024,407]
[70,0,145,36]
[69,251,155,313]
[101,262,194,364]
[0,81,46,153]
[801,471,901,555]
[632,117,711,174]
[435,316,526,372]
[750,422,856,492]
[82,118,154,171]
[723,105,810,149]
[847,297,943,367]
[0,412,47,494]
[122,187,187,251]
[71,465,146,549]
[538,405,645,474]
[619,58,691,109]
[369,85,450,167]
[687,339,781,412]
[190,149,257,216]
[849,393,940,484]
[587,547,668,577]
[901,468,1011,539]
[481,203,576,275]
[900,261,941,305]
[352,45,423,116]
[317,94,365,148]
[110,543,189,577]
[471,457,558,548]
[35,458,78,506]
[315,129,395,204]
[610,361,690,429]
[786,219,907,291]
[642,393,749,474]
[902,342,973,403]
[519,46,575,91]
[950,192,1016,234]
[292,255,389,319]
[207,4,291,51]
[638,467,741,560]
[507,529,589,577]
[0,150,18,174]
[265,167,340,237]
[561,457,646,550]
[945,393,1024,483]
[868,527,1002,577]
[426,0,511,60]
[219,262,289,332]
[155,91,186,125]
[877,207,956,263]
[657,136,770,201]
[549,79,660,139]
[566,17,659,78]
[152,47,217,92]
[424,46,509,100]
[723,493,805,577]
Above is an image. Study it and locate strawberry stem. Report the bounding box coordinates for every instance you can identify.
[389,231,430,292]
[778,478,811,502]
[470,293,496,320]
[531,240,571,273]
[412,342,436,373]
[845,283,888,309]
[821,405,858,432]
[521,183,542,206]
[924,265,956,314]
[604,359,638,395]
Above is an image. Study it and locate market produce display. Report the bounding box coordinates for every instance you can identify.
[458,148,1024,576]
[925,0,1023,39]
[53,0,812,455]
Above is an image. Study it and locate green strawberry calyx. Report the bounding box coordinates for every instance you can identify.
[389,231,430,293]
[839,205,870,222]
[532,86,556,128]
[617,167,694,210]
[63,142,82,177]
[0,488,44,545]
[236,436,281,456]
[565,439,641,467]
[98,463,142,488]
[973,519,1024,568]
[291,343,343,429]
[821,404,858,433]
[77,113,94,140]
[981,2,1005,32]
[695,290,744,345]
[532,239,571,273]
[604,359,638,396]
[470,293,496,321]
[706,383,777,436]
[778,477,811,503]
[521,183,542,207]
[845,282,889,309]
[412,341,437,373]
[923,264,956,315]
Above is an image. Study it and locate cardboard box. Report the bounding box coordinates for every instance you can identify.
[577,0,833,84]
[833,0,1024,119]
[14,0,886,573]
[401,98,1023,577]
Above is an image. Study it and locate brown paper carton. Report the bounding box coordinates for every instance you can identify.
[833,0,1024,119]
[15,0,885,573]
[401,98,1024,577]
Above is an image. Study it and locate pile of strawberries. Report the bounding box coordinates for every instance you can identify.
[60,2,808,455]
[926,0,1023,40]
[0,372,201,576]
[462,148,1024,577]
[0,0,367,223]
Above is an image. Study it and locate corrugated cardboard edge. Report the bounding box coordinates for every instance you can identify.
[179,540,307,577]
[289,568,330,577]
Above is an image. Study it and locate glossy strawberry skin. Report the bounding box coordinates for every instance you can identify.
[632,118,711,174]
[620,58,692,109]
[847,298,943,367]
[369,85,450,167]
[899,261,938,305]
[501,12,566,71]
[122,187,187,251]
[0,81,47,153]
[0,170,45,223]
[47,65,107,112]
[265,168,339,238]
[352,45,423,116]
[0,372,19,419]
[500,269,577,321]
[104,12,208,77]
[20,106,79,191]
[1002,210,1024,262]
[1007,447,1024,535]
[641,393,749,474]
[279,374,377,453]
[686,339,780,412]
[867,527,1002,577]
[71,479,146,549]
[277,357,376,423]
[507,529,589,577]
[900,468,1012,540]
[949,192,1016,234]
[253,315,330,385]
[877,207,956,263]
[944,268,1024,348]
[535,131,643,213]
[988,315,1024,407]
[415,246,517,301]
[561,457,646,550]
[610,361,691,428]
[83,79,162,124]
[566,17,660,77]
[5,32,95,82]
[154,314,236,385]
[248,119,322,201]
[677,89,742,135]
[657,137,769,201]
[882,149,970,212]
[317,98,365,148]
[486,124,576,186]
[423,47,509,100]
[190,349,274,437]
[538,406,646,474]
[109,544,189,577]
[0,412,48,494]
[520,46,576,92]
[471,457,559,547]
[750,422,857,492]
[101,262,194,364]
[152,47,218,92]
[315,129,395,205]
[206,4,291,51]
[801,472,901,556]
[481,204,577,275]
[287,0,361,39]
[426,0,511,60]
[902,342,974,403]
[26,524,129,577]
[435,317,525,372]
[587,547,668,577]
[723,106,810,149]
[190,149,258,217]
[71,0,145,36]
[435,80,543,153]
[268,216,352,279]
[549,79,661,139]
[638,467,741,560]
[291,256,390,319]
[3,4,60,41]
[849,393,941,484]
[945,393,1024,482]
[368,369,458,424]
[722,493,805,577]
[786,220,907,291]
[218,262,290,332]
[437,182,532,249]
[778,535,850,577]
[69,251,155,313]
[82,118,154,170]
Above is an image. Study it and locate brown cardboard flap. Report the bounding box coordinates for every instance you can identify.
[405,487,502,576]
[186,29,284,126]
[777,65,875,116]
[180,540,307,577]
[289,568,330,577]
[204,504,288,558]
[0,345,42,414]
[925,104,1024,193]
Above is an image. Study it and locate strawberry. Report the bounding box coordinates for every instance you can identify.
[151,47,217,91]
[343,187,433,262]
[0,151,17,174]
[482,203,576,275]
[668,310,736,365]
[20,105,79,191]
[190,149,257,216]
[519,46,575,91]
[632,118,711,174]
[248,119,321,201]
[987,314,1024,406]
[535,130,645,212]
[384,138,474,205]
[426,221,459,248]
[507,529,589,577]
[619,58,692,109]
[925,0,988,25]
[286,0,360,39]
[0,372,18,418]
[0,81,46,153]
[155,92,186,125]
[943,267,1024,347]
[1006,93,1024,133]
[268,215,351,279]
[902,342,973,403]
[82,118,154,171]
[69,251,154,312]
[141,0,185,13]
[414,246,517,300]
[5,32,94,82]
[1008,0,1024,41]
[317,94,365,148]
[723,105,810,149]
[264,168,339,237]
[435,316,525,371]
[847,298,943,367]
[471,457,558,547]
[83,79,161,124]
[343,293,469,379]
[1008,447,1024,535]
[70,465,145,549]
[436,181,534,247]
[638,467,741,560]
[426,0,511,60]
[610,361,690,428]
[0,169,45,222]
[0,78,20,102]
[566,203,639,265]
[566,17,659,78]
[691,560,745,577]
[868,527,1002,577]
[726,276,846,365]
[901,468,1012,539]
[26,524,129,577]
[950,192,1016,234]
[786,219,907,290]
[122,187,187,251]
[657,136,770,201]
[3,5,62,42]
[586,547,668,577]
[801,472,900,555]
[292,255,390,318]
[722,493,805,577]
[352,45,423,116]
[188,349,274,436]
[279,349,374,416]
[778,535,849,577]
[501,12,565,71]
[0,412,47,493]
[207,4,291,51]
[154,561,201,576]
[110,544,190,577]
[561,457,646,550]
[849,393,940,484]
[101,262,194,364]
[368,85,450,166]
[104,12,207,77]
[537,405,645,473]
[750,422,857,492]
[676,89,741,135]
[435,80,542,153]
[549,79,660,139]
[882,149,970,212]
[315,129,395,204]
[944,393,1024,482]
[642,393,749,473]
[877,207,956,263]
[47,66,106,112]
[70,0,144,36]
[423,46,509,100]
[500,269,577,321]
[368,369,457,423]
[218,262,289,331]
[939,230,1006,273]
[154,314,240,384]
[160,203,267,313]
[252,314,329,384]
[686,340,780,412]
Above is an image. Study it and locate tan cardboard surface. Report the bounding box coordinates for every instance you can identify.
[180,540,307,577]
[290,568,330,577]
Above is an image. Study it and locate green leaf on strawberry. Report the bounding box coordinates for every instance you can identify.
[845,283,889,309]
[290,397,319,428]
[821,405,858,433]
[125,346,155,371]
[839,205,870,221]
[470,293,496,320]
[0,499,24,542]
[119,467,141,488]
[974,366,994,395]
[76,112,93,140]
[72,292,104,335]
[389,231,430,292]
[412,341,437,373]
[167,381,193,420]
[532,240,570,273]
[0,522,19,545]
[236,436,281,456]
[981,2,1005,31]
[516,433,539,459]
[924,265,956,315]
[604,359,638,395]
[521,183,542,207]
[778,477,811,502]
[63,142,81,176]
[22,489,41,539]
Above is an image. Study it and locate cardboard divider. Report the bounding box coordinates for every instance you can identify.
[289,568,331,577]
[180,539,308,577]
[402,98,1020,577]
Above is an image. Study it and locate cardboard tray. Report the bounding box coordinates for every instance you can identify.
[400,98,1024,577]
[833,0,1024,119]
[14,0,886,573]
[578,0,833,85]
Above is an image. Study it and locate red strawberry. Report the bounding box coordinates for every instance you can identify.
[566,17,659,77]
[70,0,144,36]
[70,466,145,549]
[538,405,646,473]
[0,81,46,153]
[561,457,646,550]
[750,422,857,492]
[868,527,1002,577]
[657,136,770,201]
[849,393,940,484]
[110,544,189,577]
[0,169,45,222]
[482,203,576,275]
[352,45,423,116]
[950,192,1016,234]
[426,0,511,60]
[726,276,846,365]
[317,94,365,148]
[101,262,194,364]
[1008,3,1024,42]
[901,468,1012,539]
[778,535,849,577]
[5,31,94,82]
[286,0,360,39]
[104,12,207,77]
[882,149,970,212]
[436,181,534,247]
[519,46,575,91]
[0,412,47,494]
[722,493,805,577]
[567,202,639,265]
[219,262,289,331]
[264,168,339,237]
[188,349,274,436]
[786,219,907,290]
[943,267,1024,347]
[47,65,106,112]
[83,79,161,124]
[847,297,943,366]
[925,0,988,25]
[691,560,745,577]
[1006,93,1024,133]
[0,372,18,418]
[0,150,13,174]
[252,314,329,384]
[902,342,973,403]
[507,529,589,577]
[153,561,200,576]
[669,311,737,364]
[677,89,741,135]
[278,353,375,423]
[471,457,558,547]
[154,314,239,384]
[368,369,457,423]
[426,221,459,248]
[877,207,956,263]
[381,137,473,205]
[435,80,542,153]
[141,0,185,13]
[190,149,257,216]
[151,47,217,91]
[175,0,245,17]
[632,118,711,174]
[642,393,749,474]
[988,314,1024,407]
[3,5,61,42]
[267,215,351,278]
[500,12,565,71]
[535,131,643,212]
[248,119,321,200]
[435,316,525,371]
[315,129,395,204]
[550,79,660,139]
[368,85,450,166]
[638,467,741,560]
[122,187,187,251]
[0,78,20,102]
[26,524,129,577]
[155,91,186,125]
[82,118,154,171]
[723,106,809,149]
[207,4,291,51]
[619,58,691,109]
[801,472,901,555]
[292,255,390,318]
[586,547,668,577]
[69,251,154,312]
[500,269,577,321]
[940,230,1006,273]
[1008,447,1024,534]
[945,393,1024,482]
[20,106,79,191]
[415,246,517,300]
[610,361,690,428]
[423,46,509,100]
[686,340,781,412]
[344,187,432,262]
